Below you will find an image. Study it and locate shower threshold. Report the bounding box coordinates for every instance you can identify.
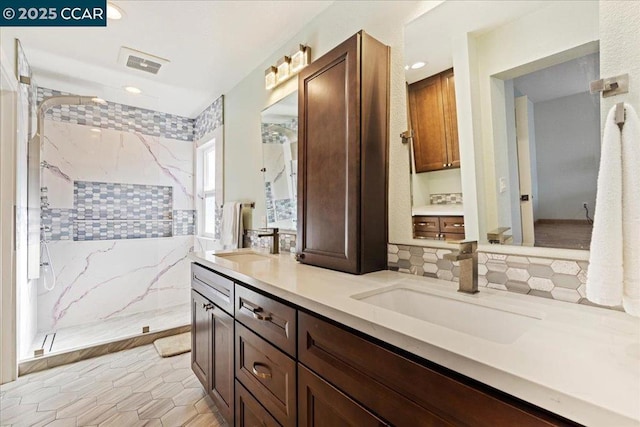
[21,304,190,374]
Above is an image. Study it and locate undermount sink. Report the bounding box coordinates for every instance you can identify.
[352,284,544,344]
[214,251,272,263]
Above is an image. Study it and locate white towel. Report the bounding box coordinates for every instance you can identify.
[221,202,241,248]
[587,103,640,317]
[621,104,640,316]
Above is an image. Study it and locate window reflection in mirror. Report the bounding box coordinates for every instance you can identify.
[260,92,298,232]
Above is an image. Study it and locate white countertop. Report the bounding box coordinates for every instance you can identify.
[190,249,640,426]
[413,204,464,216]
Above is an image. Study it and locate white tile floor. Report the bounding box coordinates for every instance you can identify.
[28,305,190,360]
[1,344,228,427]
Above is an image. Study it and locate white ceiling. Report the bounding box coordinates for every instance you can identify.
[2,1,333,118]
[513,53,600,103]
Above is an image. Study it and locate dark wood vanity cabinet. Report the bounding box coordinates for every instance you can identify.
[298,312,576,427]
[409,68,460,173]
[297,31,389,275]
[192,261,576,427]
[190,289,234,424]
[190,265,235,425]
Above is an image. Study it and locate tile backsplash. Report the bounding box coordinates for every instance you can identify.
[388,243,621,311]
[245,230,297,253]
[430,193,463,205]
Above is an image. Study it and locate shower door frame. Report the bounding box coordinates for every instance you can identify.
[0,49,19,384]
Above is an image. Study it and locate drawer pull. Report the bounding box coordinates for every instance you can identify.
[450,223,463,228]
[202,302,214,311]
[242,300,273,321]
[251,363,272,379]
[416,222,435,226]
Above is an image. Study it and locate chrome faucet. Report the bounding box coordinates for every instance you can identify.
[444,241,478,294]
[258,227,279,254]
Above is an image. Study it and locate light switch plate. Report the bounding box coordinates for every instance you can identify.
[499,177,507,193]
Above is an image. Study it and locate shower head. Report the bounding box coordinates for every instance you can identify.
[36,95,105,135]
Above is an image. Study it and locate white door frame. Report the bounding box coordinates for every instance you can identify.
[515,96,535,246]
[0,46,19,384]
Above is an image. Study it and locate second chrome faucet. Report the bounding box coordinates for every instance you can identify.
[258,227,279,254]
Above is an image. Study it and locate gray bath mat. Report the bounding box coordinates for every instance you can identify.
[153,332,191,357]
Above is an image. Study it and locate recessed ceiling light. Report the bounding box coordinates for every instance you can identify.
[410,62,426,70]
[90,128,101,133]
[107,3,123,20]
[124,86,142,94]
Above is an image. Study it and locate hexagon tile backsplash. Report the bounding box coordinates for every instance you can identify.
[387,244,622,311]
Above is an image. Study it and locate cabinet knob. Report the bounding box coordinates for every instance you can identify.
[202,303,214,311]
[296,253,305,260]
[443,163,447,167]
[448,163,452,167]
[252,362,272,379]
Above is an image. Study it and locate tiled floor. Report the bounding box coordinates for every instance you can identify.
[28,305,190,359]
[2,344,228,427]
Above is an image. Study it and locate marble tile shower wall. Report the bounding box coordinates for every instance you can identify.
[388,244,620,311]
[430,193,463,205]
[37,117,196,331]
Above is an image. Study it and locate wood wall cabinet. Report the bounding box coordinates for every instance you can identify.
[408,68,460,173]
[297,31,389,275]
[413,215,465,241]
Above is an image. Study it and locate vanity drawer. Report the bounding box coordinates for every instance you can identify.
[414,231,441,240]
[235,284,297,357]
[441,232,465,241]
[236,322,296,427]
[298,312,572,427]
[235,380,280,427]
[413,216,440,232]
[439,216,465,234]
[191,263,234,315]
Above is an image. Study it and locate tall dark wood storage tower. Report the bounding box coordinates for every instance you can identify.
[296,31,389,274]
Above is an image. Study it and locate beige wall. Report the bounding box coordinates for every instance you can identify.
[222,0,443,243]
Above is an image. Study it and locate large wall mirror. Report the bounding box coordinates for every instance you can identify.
[405,1,600,252]
[260,91,298,232]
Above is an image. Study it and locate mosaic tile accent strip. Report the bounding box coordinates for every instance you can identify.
[74,181,173,220]
[260,117,298,144]
[430,193,463,205]
[387,243,621,311]
[194,95,224,140]
[37,87,195,141]
[275,198,296,222]
[265,182,276,224]
[74,220,172,241]
[41,208,74,241]
[173,209,196,236]
[244,230,297,253]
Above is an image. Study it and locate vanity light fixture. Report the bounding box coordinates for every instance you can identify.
[411,61,426,70]
[107,2,124,20]
[276,56,291,83]
[264,44,311,90]
[124,86,142,94]
[265,66,277,90]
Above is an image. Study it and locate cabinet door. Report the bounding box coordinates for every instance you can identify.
[191,290,210,389]
[298,33,360,274]
[441,69,460,168]
[235,380,281,427]
[298,364,388,427]
[210,304,234,425]
[408,74,448,172]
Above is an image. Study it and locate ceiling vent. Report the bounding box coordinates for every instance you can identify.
[117,46,169,75]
